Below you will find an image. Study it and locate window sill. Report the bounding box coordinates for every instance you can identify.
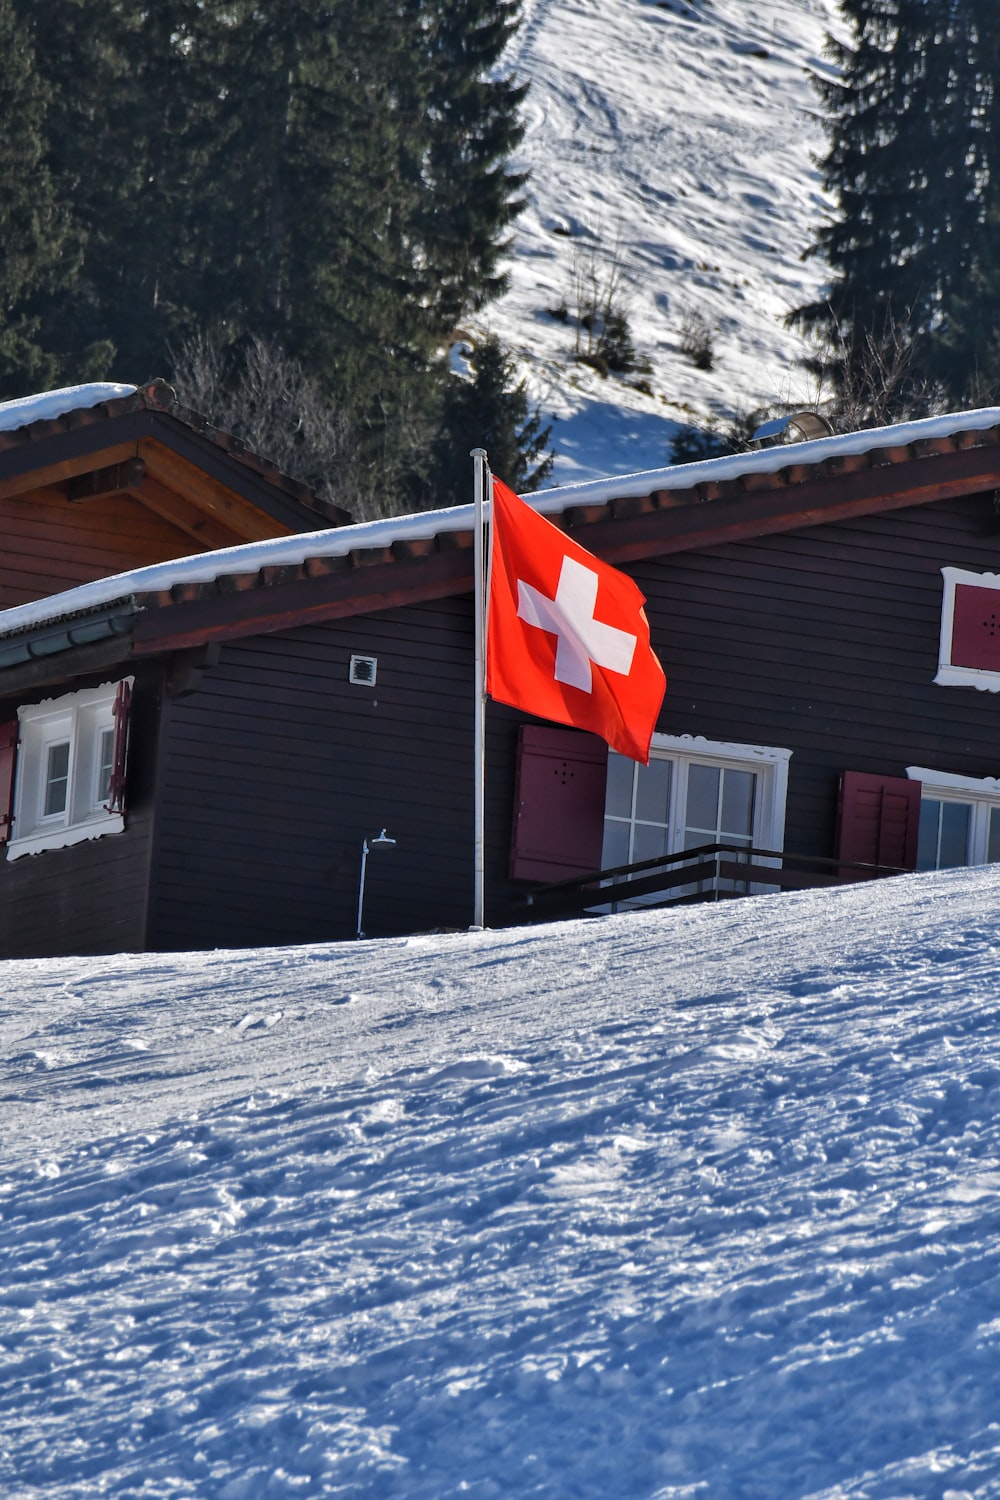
[7,813,125,861]
[934,663,1000,693]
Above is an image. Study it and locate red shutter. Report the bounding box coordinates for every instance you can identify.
[0,719,17,845]
[835,771,921,874]
[951,583,1000,672]
[510,724,608,881]
[107,681,132,814]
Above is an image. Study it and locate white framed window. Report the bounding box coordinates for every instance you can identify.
[935,566,1000,692]
[8,681,131,860]
[601,734,791,899]
[907,765,1000,870]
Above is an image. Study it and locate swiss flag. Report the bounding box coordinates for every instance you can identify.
[486,477,666,763]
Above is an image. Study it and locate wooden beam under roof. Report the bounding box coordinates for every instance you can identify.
[0,442,142,503]
[0,435,300,544]
[65,458,147,503]
[129,475,253,550]
[138,438,291,542]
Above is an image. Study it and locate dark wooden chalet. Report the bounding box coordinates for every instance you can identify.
[0,381,347,608]
[1,407,1000,956]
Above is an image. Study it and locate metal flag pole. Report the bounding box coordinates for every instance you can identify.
[470,446,488,931]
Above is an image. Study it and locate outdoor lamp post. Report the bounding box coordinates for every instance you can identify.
[356,828,397,939]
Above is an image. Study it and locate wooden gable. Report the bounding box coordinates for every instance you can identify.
[0,383,346,609]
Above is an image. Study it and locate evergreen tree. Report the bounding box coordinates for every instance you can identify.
[797,0,1000,403]
[8,0,206,388]
[426,333,553,508]
[938,200,1000,399]
[6,0,529,510]
[162,0,455,500]
[183,0,419,383]
[183,0,528,445]
[0,0,75,392]
[193,0,530,501]
[0,0,529,509]
[410,0,527,334]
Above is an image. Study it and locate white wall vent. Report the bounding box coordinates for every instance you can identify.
[349,654,378,687]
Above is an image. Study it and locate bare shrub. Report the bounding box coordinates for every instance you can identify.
[679,309,717,371]
[822,311,944,431]
[170,332,404,521]
[567,237,649,375]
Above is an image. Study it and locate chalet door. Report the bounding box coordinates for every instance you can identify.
[602,751,763,903]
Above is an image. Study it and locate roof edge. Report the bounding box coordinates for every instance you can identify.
[0,404,999,652]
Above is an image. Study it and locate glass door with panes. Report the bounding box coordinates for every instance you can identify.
[602,751,759,904]
[682,762,756,892]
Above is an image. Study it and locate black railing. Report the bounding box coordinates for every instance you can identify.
[522,841,911,921]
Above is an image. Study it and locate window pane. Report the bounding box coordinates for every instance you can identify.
[989,808,1000,864]
[686,763,720,834]
[44,741,70,817]
[720,769,756,839]
[605,752,635,820]
[97,727,115,805]
[938,801,971,868]
[633,820,669,864]
[634,757,672,825]
[916,800,940,870]
[601,818,631,871]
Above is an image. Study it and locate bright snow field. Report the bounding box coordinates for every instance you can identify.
[485,0,842,485]
[2,869,999,1498]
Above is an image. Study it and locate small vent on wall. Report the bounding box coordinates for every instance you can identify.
[349,654,378,687]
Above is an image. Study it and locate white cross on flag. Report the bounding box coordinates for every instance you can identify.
[486,477,666,763]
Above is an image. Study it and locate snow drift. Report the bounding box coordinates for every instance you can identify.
[2,868,999,1496]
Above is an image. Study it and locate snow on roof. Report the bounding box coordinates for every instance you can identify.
[528,404,1000,511]
[0,383,138,434]
[0,405,999,644]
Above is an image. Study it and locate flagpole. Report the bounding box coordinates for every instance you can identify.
[471,446,488,931]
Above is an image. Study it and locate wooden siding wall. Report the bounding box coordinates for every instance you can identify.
[6,485,972,951]
[631,490,1000,861]
[0,668,160,957]
[146,599,526,948]
[0,490,207,607]
[144,490,1000,947]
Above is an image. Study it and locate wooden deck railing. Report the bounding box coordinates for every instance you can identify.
[521,841,911,921]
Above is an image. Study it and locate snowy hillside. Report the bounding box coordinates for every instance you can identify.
[4,868,1000,1497]
[483,0,841,484]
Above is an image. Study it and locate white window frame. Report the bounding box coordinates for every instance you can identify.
[935,566,1000,692]
[602,733,791,900]
[907,764,1000,868]
[8,681,129,860]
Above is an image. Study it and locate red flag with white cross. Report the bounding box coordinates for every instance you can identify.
[486,476,666,763]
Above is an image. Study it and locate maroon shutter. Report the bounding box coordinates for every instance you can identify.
[510,725,608,881]
[0,719,17,844]
[835,771,921,875]
[107,681,132,814]
[951,583,1000,672]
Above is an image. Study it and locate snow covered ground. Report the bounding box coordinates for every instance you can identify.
[4,867,1000,1497]
[484,0,841,484]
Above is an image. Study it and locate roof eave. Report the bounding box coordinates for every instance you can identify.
[117,429,1000,657]
[0,382,350,531]
[2,412,1000,687]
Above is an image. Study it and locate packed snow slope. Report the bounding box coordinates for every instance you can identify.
[4,871,1000,1497]
[485,0,841,484]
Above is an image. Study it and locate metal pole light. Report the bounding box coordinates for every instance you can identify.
[356,829,397,939]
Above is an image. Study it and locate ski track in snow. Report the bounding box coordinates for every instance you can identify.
[3,870,1000,1495]
[484,0,842,484]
